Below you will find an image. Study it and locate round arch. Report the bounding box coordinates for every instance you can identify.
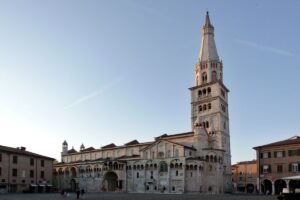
[102,171,118,192]
[261,179,272,195]
[274,179,286,195]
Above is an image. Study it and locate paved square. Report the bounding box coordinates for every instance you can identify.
[0,193,278,200]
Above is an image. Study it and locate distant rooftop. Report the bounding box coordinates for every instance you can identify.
[0,144,54,160]
[253,136,300,149]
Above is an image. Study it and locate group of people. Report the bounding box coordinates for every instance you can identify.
[76,189,85,199]
[60,188,85,199]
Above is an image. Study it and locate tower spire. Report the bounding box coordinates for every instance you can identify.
[198,11,219,62]
[204,11,213,29]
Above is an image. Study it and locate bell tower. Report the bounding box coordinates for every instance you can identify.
[190,12,232,192]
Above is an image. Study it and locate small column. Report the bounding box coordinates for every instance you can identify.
[286,180,290,191]
[272,181,275,195]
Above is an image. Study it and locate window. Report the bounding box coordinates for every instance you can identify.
[202,72,207,84]
[208,103,211,110]
[136,172,139,178]
[176,170,178,176]
[13,156,18,164]
[206,121,209,128]
[274,151,285,158]
[190,172,193,177]
[167,150,171,158]
[292,163,299,173]
[260,152,271,159]
[263,165,271,173]
[212,71,217,82]
[207,87,211,94]
[0,167,1,176]
[175,149,179,157]
[198,90,202,97]
[221,89,225,97]
[41,171,44,179]
[158,152,164,158]
[159,162,168,172]
[30,158,34,166]
[288,149,300,156]
[151,151,155,159]
[203,104,207,111]
[0,153,2,162]
[199,105,202,112]
[277,165,283,173]
[30,170,34,178]
[41,160,44,167]
[150,171,153,179]
[12,168,17,177]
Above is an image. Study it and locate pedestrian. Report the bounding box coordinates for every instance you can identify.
[81,189,85,198]
[76,189,80,199]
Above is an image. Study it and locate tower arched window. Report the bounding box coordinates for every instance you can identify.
[206,121,209,128]
[202,72,207,84]
[212,71,217,82]
[208,103,211,110]
[203,104,207,111]
[207,87,211,94]
[198,90,202,97]
[199,105,202,112]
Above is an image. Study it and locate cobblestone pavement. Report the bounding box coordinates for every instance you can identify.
[0,193,278,200]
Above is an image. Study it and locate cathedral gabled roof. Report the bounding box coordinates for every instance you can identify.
[124,140,139,146]
[101,143,117,149]
[253,136,300,149]
[198,11,219,62]
[141,138,196,152]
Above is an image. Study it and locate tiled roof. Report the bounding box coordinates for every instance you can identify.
[67,148,78,154]
[124,140,139,146]
[253,136,300,149]
[81,147,95,152]
[154,132,194,140]
[0,145,54,160]
[102,143,117,149]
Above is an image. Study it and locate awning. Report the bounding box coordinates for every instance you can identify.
[30,184,37,187]
[38,184,45,187]
[46,184,53,187]
[282,176,300,180]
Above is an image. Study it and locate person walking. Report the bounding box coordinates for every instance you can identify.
[76,188,80,199]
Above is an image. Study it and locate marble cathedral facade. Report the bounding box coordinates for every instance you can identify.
[53,12,232,194]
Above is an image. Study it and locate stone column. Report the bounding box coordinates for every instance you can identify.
[272,181,275,195]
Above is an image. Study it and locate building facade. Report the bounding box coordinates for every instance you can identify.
[0,145,54,193]
[53,12,232,194]
[231,160,257,193]
[254,136,300,195]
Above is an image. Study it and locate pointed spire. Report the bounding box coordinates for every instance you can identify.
[198,12,219,62]
[204,11,214,29]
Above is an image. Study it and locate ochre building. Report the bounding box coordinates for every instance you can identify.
[254,136,300,195]
[0,145,54,193]
[231,160,257,193]
[53,12,232,194]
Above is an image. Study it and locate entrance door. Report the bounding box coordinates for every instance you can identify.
[70,179,77,192]
[103,172,118,191]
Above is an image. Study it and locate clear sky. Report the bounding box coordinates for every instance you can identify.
[0,0,299,164]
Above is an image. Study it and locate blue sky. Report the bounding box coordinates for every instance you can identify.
[0,0,299,164]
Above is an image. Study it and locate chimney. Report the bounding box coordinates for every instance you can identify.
[20,147,26,151]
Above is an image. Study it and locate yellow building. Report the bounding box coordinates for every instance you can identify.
[254,136,300,195]
[232,160,257,193]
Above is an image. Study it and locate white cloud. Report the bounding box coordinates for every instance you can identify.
[235,39,294,57]
[64,78,122,110]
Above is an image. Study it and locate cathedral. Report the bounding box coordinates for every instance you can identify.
[53,12,232,194]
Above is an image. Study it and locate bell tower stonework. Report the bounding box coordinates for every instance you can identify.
[190,12,232,192]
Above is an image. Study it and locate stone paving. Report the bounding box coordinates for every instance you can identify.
[0,193,278,200]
